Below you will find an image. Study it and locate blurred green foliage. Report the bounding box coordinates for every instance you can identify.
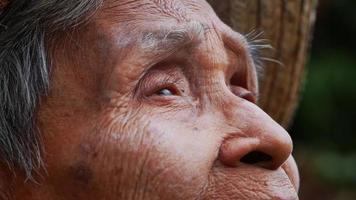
[294,52,356,152]
[291,0,356,199]
[313,151,356,186]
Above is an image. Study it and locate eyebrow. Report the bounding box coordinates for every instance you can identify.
[137,21,264,75]
[140,21,207,58]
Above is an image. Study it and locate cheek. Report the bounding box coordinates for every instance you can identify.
[94,108,223,199]
[42,106,216,199]
[97,111,217,198]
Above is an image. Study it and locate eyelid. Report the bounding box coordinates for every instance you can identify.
[135,68,185,99]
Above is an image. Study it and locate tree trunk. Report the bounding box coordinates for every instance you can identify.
[208,0,318,128]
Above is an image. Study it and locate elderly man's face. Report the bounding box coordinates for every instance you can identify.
[13,0,299,199]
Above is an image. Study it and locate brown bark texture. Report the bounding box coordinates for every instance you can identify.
[208,0,318,128]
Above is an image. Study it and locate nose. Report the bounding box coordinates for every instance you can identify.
[218,96,293,170]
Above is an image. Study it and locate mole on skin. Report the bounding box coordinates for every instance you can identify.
[7,0,299,199]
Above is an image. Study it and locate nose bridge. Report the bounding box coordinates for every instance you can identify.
[192,24,256,111]
[193,22,228,75]
[192,26,232,107]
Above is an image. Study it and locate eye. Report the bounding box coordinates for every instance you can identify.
[135,67,187,100]
[157,88,174,96]
[155,87,179,96]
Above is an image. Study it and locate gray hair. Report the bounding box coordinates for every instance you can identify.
[0,0,102,179]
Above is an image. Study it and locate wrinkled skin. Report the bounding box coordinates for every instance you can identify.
[7,0,300,199]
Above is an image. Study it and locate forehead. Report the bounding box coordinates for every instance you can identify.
[60,0,257,96]
[90,0,231,61]
[100,0,217,25]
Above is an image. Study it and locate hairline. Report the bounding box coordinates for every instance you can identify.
[0,0,103,179]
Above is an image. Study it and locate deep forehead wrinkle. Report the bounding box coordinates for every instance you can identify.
[149,0,188,19]
[105,0,188,21]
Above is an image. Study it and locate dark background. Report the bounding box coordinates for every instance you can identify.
[291,0,356,199]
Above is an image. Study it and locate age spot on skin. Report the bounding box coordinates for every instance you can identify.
[70,162,93,185]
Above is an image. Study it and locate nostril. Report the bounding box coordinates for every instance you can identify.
[240,151,272,165]
[218,133,291,170]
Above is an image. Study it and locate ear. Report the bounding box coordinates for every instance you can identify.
[0,0,9,10]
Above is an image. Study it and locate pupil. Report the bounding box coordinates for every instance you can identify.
[158,88,173,96]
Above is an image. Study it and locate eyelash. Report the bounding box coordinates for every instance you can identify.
[135,73,184,98]
[135,66,186,100]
